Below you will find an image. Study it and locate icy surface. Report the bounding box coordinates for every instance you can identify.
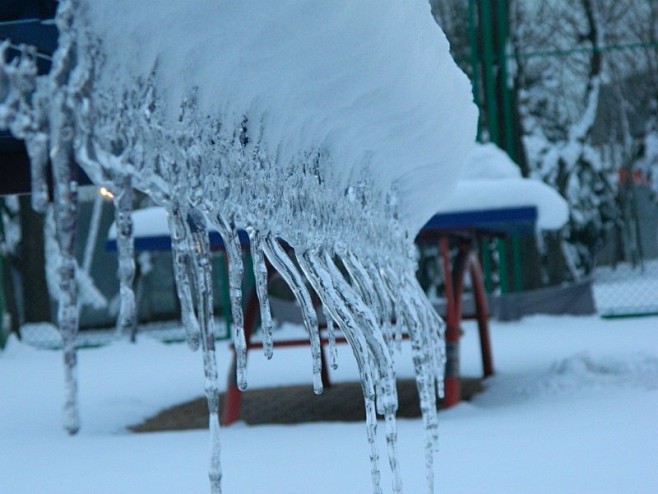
[0,1,477,492]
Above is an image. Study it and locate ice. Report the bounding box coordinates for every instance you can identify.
[246,227,274,360]
[26,131,50,213]
[297,248,406,492]
[112,176,137,341]
[168,207,201,351]
[0,0,477,492]
[185,208,222,494]
[213,214,248,391]
[321,304,339,370]
[264,237,323,395]
[0,43,49,213]
[81,194,103,274]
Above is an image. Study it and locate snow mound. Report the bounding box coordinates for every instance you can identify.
[539,352,658,394]
[19,323,61,349]
[461,142,522,180]
[475,351,658,409]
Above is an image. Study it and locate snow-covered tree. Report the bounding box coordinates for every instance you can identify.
[512,0,658,277]
[434,0,657,281]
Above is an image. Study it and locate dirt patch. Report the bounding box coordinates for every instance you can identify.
[130,378,483,432]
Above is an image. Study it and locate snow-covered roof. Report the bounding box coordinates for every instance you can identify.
[435,143,569,230]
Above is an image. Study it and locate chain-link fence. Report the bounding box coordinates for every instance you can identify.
[593,179,658,316]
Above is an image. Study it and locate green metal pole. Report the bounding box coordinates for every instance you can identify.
[511,235,523,292]
[481,238,494,293]
[243,249,256,332]
[467,0,483,141]
[478,0,500,145]
[496,238,509,294]
[216,252,232,339]
[495,0,517,162]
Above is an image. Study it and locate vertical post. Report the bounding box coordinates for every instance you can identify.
[478,0,500,144]
[511,235,523,292]
[217,251,232,338]
[496,238,510,294]
[440,236,460,407]
[480,237,494,293]
[495,0,517,162]
[467,0,483,140]
[468,252,494,377]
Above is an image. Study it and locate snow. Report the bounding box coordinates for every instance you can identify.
[1,314,657,493]
[106,206,190,241]
[435,143,569,230]
[460,143,523,180]
[437,179,568,230]
[80,0,477,237]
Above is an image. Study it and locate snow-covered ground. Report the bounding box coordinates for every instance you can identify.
[1,314,657,494]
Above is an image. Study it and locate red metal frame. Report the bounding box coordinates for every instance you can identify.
[439,234,495,408]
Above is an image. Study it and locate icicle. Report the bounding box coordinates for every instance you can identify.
[168,207,201,351]
[81,193,103,274]
[343,251,398,372]
[373,259,405,351]
[246,227,274,360]
[298,248,404,494]
[25,133,50,213]
[341,248,383,324]
[363,258,396,354]
[411,277,447,401]
[262,235,324,394]
[49,106,80,436]
[185,208,222,494]
[0,1,477,492]
[317,250,403,493]
[384,405,403,494]
[214,214,248,391]
[44,2,83,434]
[383,266,439,494]
[296,249,383,493]
[321,251,397,409]
[321,304,339,370]
[112,176,137,342]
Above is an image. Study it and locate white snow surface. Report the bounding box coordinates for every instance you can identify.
[436,143,569,230]
[107,206,171,241]
[460,143,522,180]
[82,0,477,237]
[1,314,657,494]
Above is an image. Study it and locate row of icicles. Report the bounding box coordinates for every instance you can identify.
[0,17,447,494]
